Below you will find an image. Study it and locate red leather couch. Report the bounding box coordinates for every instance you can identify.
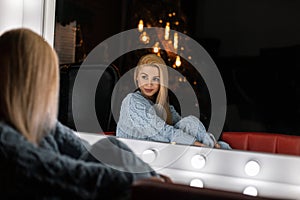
[221,132,300,156]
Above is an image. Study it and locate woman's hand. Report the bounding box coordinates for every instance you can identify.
[193,141,207,147]
[158,174,173,183]
[214,143,221,148]
[147,174,173,183]
[194,140,221,148]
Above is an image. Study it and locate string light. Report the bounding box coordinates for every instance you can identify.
[136,6,188,68]
[138,19,144,32]
[153,42,160,53]
[164,22,170,40]
[139,31,150,44]
[173,32,178,50]
[175,55,181,67]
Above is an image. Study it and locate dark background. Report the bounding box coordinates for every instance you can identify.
[55,0,300,135]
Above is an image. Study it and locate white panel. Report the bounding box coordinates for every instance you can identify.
[78,132,300,199]
[42,0,56,46]
[0,0,23,35]
[0,0,56,47]
[23,0,44,35]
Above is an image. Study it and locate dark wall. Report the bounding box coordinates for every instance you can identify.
[194,0,300,56]
[192,0,300,134]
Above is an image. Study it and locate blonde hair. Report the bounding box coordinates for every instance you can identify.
[0,28,59,145]
[134,54,172,124]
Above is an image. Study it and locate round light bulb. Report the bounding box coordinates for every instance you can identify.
[191,154,206,169]
[243,186,258,196]
[142,149,157,163]
[245,160,260,176]
[190,179,204,188]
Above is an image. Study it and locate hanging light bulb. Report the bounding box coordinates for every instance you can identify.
[153,42,160,53]
[175,55,181,67]
[139,31,150,44]
[138,20,144,32]
[164,22,170,40]
[173,32,178,50]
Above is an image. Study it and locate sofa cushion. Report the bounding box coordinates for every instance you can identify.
[221,132,300,156]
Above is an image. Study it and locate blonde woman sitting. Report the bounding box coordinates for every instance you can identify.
[117,54,231,149]
[0,29,165,199]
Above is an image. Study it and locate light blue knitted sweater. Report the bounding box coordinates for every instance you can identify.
[117,91,229,148]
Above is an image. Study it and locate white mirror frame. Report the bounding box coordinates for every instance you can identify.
[0,0,56,47]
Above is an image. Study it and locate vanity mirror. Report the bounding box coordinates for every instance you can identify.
[55,0,300,157]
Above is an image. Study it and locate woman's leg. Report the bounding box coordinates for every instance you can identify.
[174,116,215,147]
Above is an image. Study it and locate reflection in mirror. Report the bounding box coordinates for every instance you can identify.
[55,0,300,157]
[115,53,231,150]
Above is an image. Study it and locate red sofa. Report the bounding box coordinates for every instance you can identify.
[221,132,300,156]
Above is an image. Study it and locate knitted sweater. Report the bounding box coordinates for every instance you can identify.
[0,121,156,199]
[116,91,216,147]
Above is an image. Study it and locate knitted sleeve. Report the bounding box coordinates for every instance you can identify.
[0,123,154,199]
[169,105,181,125]
[51,122,90,159]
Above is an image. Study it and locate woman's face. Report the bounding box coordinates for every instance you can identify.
[137,65,160,98]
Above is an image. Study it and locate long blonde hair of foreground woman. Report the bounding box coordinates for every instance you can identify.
[0,28,59,145]
[134,54,172,124]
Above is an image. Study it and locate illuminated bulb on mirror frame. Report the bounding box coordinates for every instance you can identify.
[190,179,204,188]
[141,149,158,164]
[243,186,258,196]
[175,55,181,67]
[138,19,144,32]
[244,160,260,176]
[191,154,206,169]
